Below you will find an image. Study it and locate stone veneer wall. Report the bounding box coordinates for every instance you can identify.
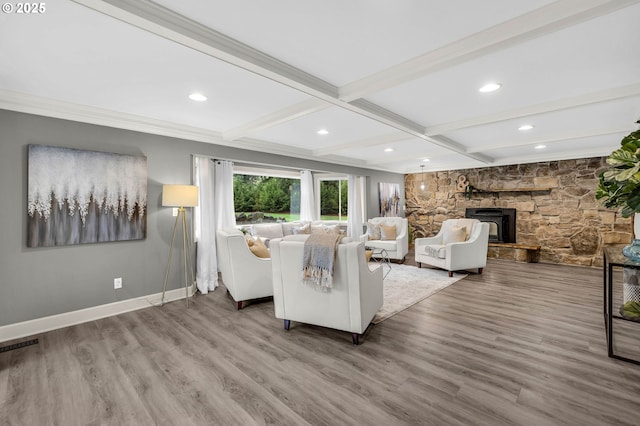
[405,157,631,267]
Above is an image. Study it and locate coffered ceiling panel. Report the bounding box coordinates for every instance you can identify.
[151,0,554,86]
[443,96,640,153]
[0,0,638,174]
[251,106,397,148]
[366,3,640,127]
[0,0,309,131]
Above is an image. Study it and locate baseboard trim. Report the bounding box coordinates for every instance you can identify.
[0,286,195,343]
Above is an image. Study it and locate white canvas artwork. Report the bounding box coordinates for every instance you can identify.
[379,182,400,217]
[27,145,147,247]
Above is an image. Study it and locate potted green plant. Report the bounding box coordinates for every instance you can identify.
[596,124,640,218]
[597,122,640,262]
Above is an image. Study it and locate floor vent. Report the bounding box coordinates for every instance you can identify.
[0,338,39,353]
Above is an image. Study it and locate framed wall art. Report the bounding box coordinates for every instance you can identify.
[27,145,147,247]
[378,182,400,217]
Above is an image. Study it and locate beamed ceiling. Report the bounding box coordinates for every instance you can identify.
[1,0,639,173]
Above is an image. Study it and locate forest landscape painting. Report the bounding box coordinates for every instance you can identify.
[27,145,147,247]
[379,182,400,217]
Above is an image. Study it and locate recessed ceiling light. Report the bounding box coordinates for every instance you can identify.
[519,124,534,131]
[384,147,394,152]
[535,144,547,150]
[422,158,430,162]
[188,93,207,102]
[479,82,502,93]
[317,129,329,135]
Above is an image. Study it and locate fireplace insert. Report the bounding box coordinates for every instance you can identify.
[465,208,516,243]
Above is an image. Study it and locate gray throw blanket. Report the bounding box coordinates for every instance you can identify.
[302,231,342,290]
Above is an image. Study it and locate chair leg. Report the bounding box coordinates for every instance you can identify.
[284,319,291,331]
[448,271,453,277]
[236,301,243,310]
[351,333,360,345]
[478,267,484,274]
[417,262,422,268]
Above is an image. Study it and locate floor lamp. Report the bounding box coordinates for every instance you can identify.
[161,184,199,308]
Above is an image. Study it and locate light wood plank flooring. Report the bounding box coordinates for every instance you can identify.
[2,257,640,425]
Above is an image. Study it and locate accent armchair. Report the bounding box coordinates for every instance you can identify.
[270,235,383,345]
[216,228,273,309]
[358,217,409,262]
[415,218,489,277]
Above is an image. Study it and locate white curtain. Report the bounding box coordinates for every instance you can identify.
[300,170,318,221]
[193,156,217,294]
[214,160,236,229]
[347,175,365,239]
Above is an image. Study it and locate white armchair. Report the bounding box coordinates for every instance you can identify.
[415,219,489,277]
[216,228,273,309]
[270,235,383,345]
[358,217,409,262]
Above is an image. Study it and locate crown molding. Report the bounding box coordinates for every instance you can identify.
[425,83,640,136]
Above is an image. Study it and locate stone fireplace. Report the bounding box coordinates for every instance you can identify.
[465,208,516,243]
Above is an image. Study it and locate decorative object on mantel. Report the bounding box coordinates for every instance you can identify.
[596,121,640,260]
[456,174,469,192]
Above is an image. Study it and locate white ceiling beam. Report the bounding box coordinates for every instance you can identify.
[366,152,447,166]
[71,0,492,165]
[339,0,640,101]
[494,148,615,167]
[223,98,329,141]
[312,132,412,156]
[467,127,632,153]
[425,83,640,136]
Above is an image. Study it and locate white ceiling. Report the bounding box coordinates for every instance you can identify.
[1,0,639,174]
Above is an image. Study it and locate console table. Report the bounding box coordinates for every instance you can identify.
[603,244,640,365]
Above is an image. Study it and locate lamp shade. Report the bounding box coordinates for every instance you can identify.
[162,184,199,207]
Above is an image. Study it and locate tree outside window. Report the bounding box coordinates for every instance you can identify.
[233,174,300,223]
[319,178,348,221]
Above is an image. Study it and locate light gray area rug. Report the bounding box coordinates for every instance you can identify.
[372,264,467,324]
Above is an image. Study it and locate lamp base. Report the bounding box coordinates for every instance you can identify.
[161,207,195,308]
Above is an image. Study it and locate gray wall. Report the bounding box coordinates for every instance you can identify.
[0,110,404,326]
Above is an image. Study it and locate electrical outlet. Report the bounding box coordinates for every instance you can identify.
[172,208,179,217]
[114,277,122,289]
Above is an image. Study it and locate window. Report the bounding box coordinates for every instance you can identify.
[233,166,300,224]
[318,177,348,221]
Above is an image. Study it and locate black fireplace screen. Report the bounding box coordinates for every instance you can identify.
[465,208,516,243]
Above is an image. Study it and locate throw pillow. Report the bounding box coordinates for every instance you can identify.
[442,225,466,244]
[366,221,381,240]
[312,224,342,235]
[380,223,397,241]
[249,238,270,258]
[293,224,311,234]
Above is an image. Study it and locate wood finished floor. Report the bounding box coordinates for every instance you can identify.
[2,256,640,425]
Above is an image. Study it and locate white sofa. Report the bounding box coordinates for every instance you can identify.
[415,218,489,277]
[216,228,273,309]
[270,235,383,345]
[250,221,346,246]
[359,217,409,262]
